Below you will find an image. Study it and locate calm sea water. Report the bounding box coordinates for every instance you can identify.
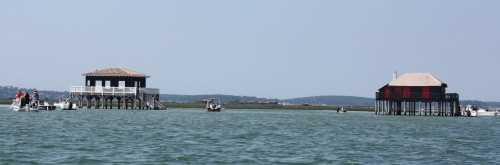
[0,108,498,165]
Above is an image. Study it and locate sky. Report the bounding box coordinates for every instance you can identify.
[1,0,499,101]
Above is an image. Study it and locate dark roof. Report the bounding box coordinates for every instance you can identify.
[83,68,149,78]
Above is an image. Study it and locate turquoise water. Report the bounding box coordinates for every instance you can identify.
[0,108,498,164]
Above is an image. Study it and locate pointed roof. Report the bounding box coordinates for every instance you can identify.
[389,73,444,87]
[83,68,149,78]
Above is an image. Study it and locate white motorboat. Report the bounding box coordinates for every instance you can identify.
[11,100,56,112]
[472,109,497,117]
[38,101,57,111]
[464,105,498,117]
[54,100,78,110]
[10,90,55,112]
[204,98,223,112]
[336,106,347,113]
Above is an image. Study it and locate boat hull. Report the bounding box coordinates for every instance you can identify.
[11,105,36,112]
[37,105,57,111]
[55,102,78,110]
[11,103,56,112]
[472,111,498,117]
[207,108,222,112]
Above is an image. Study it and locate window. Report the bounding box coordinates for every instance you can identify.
[105,81,111,87]
[118,81,125,87]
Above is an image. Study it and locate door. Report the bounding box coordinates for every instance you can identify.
[95,80,102,87]
[95,80,103,93]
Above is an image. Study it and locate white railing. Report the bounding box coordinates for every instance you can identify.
[70,86,160,96]
[70,86,137,95]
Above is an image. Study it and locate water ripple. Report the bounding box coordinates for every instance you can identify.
[0,109,498,164]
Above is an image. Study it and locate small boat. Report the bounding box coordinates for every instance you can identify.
[336,106,347,113]
[205,98,223,112]
[11,101,57,112]
[54,99,78,110]
[464,105,497,117]
[10,90,55,112]
[10,100,40,112]
[37,101,57,111]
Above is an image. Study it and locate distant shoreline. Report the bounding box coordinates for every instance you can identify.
[0,99,373,111]
[0,99,11,105]
[164,102,374,111]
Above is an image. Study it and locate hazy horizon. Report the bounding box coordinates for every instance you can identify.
[1,0,500,101]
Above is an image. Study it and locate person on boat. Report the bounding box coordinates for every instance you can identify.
[15,90,23,103]
[20,91,27,107]
[32,89,40,106]
[24,92,31,107]
[15,90,23,99]
[26,92,31,102]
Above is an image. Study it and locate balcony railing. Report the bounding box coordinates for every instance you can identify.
[70,86,159,95]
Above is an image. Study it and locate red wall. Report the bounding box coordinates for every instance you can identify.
[380,86,445,99]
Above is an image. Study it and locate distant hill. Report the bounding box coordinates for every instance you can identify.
[282,96,375,106]
[281,95,500,108]
[0,86,68,101]
[160,94,279,104]
[161,95,375,106]
[461,100,500,108]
